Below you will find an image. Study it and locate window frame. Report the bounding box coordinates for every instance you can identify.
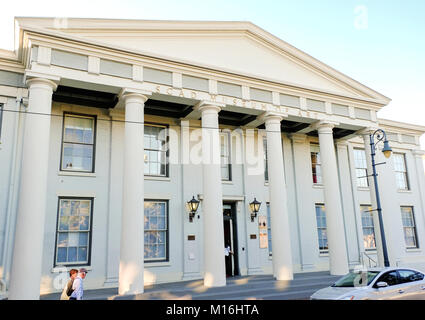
[220,131,232,181]
[360,204,376,251]
[353,148,369,188]
[60,112,97,173]
[144,199,169,263]
[310,144,322,185]
[373,270,400,288]
[144,122,169,178]
[315,203,328,254]
[400,206,419,249]
[53,196,94,267]
[263,136,269,182]
[393,153,410,191]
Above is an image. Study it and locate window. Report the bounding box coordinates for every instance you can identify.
[401,206,418,249]
[0,104,3,139]
[354,149,369,187]
[266,203,272,256]
[360,205,376,250]
[311,144,322,184]
[398,269,424,284]
[144,201,168,262]
[263,137,269,182]
[375,271,399,287]
[55,198,93,266]
[61,113,96,172]
[393,153,409,190]
[220,132,231,181]
[315,204,328,253]
[144,124,168,176]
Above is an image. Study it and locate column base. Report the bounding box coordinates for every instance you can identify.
[247,267,264,275]
[182,272,202,281]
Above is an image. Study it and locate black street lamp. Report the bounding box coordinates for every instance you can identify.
[369,129,392,267]
[249,198,261,222]
[187,196,200,223]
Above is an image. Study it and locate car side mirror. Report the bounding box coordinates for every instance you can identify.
[376,281,388,288]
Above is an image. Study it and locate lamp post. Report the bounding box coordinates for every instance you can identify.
[187,196,200,222]
[249,198,261,222]
[369,129,392,267]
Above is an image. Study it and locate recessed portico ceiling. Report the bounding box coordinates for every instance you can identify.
[15,17,390,105]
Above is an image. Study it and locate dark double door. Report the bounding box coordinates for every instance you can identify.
[223,203,239,277]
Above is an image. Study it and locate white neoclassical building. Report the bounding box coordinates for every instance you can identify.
[0,17,425,299]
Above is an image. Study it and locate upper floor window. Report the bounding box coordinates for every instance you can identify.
[220,132,232,181]
[311,144,322,184]
[401,206,418,249]
[55,197,93,266]
[144,124,168,177]
[360,205,376,250]
[263,137,269,182]
[393,153,409,190]
[354,149,369,188]
[61,113,96,172]
[144,200,168,262]
[315,204,328,253]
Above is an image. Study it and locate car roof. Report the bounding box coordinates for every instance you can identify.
[363,266,423,273]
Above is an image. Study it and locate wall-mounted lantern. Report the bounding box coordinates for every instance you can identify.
[249,198,261,222]
[187,196,200,223]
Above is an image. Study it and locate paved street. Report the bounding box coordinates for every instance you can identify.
[41,271,340,300]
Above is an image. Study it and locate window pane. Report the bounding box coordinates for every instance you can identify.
[78,247,88,262]
[401,207,417,248]
[56,199,92,265]
[64,115,94,144]
[316,205,328,251]
[57,247,67,263]
[144,201,168,261]
[68,247,77,262]
[62,143,93,171]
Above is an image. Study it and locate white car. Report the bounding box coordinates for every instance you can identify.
[310,267,425,300]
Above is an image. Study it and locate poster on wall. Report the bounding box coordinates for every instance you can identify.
[258,215,268,249]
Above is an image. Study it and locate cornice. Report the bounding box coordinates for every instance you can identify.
[18,28,387,113]
[14,18,390,106]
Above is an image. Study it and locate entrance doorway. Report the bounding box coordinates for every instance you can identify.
[223,203,239,277]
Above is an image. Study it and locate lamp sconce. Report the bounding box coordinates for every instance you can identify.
[187,195,200,223]
[249,198,261,222]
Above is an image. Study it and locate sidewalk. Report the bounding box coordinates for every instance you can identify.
[40,272,340,300]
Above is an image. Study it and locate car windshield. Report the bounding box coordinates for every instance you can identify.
[332,271,380,287]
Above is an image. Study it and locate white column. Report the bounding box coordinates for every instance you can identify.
[264,114,293,280]
[412,149,425,236]
[361,129,385,267]
[8,77,57,300]
[198,102,226,287]
[316,121,349,275]
[118,89,149,295]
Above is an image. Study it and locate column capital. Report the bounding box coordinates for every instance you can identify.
[259,111,288,125]
[312,120,339,134]
[119,88,151,103]
[412,149,425,158]
[26,77,59,91]
[357,126,379,137]
[194,100,224,113]
[290,133,307,144]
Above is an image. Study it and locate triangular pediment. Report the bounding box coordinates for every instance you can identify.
[16,18,390,103]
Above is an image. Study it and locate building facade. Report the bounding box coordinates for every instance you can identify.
[0,18,425,299]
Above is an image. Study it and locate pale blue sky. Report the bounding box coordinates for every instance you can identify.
[1,0,424,147]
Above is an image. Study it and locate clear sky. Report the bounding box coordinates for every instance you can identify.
[1,0,424,149]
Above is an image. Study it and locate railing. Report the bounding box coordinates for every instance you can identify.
[360,251,378,268]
